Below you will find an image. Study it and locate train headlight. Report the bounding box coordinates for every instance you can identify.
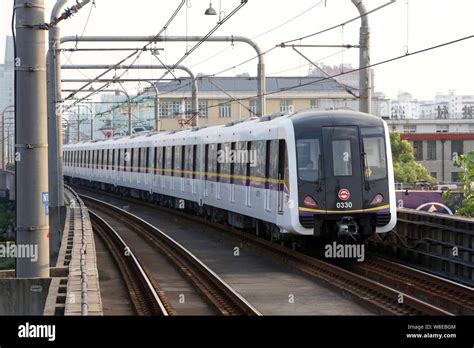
[371,194,384,206]
[304,196,318,208]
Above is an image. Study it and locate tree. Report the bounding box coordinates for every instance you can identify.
[390,132,434,183]
[445,151,474,217]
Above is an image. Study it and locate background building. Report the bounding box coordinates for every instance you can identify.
[0,36,14,113]
[388,118,474,183]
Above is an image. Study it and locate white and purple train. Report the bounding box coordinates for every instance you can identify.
[64,110,397,241]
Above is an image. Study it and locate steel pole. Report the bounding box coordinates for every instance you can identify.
[15,0,50,278]
[146,82,160,132]
[59,36,264,115]
[47,1,68,265]
[352,0,372,114]
[62,65,198,127]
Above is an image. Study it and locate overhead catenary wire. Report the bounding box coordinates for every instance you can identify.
[65,0,187,106]
[189,0,325,69]
[197,34,474,116]
[280,0,396,46]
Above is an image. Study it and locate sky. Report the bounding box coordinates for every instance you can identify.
[1,0,474,100]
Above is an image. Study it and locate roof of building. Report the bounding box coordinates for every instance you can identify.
[154,76,357,94]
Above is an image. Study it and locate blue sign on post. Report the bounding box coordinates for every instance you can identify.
[42,192,49,216]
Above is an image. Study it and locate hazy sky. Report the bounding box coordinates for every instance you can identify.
[1,0,473,100]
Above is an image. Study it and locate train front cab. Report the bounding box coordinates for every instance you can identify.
[294,111,394,241]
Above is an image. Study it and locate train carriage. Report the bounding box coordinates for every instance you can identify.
[64,110,396,242]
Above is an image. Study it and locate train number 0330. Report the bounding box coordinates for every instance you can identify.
[336,202,353,209]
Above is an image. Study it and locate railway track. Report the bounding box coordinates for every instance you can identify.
[89,211,173,316]
[82,194,261,316]
[341,256,474,315]
[74,187,456,316]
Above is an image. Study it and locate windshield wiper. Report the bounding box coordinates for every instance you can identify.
[362,152,371,191]
[315,154,323,192]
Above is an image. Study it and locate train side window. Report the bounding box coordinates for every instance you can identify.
[104,149,109,170]
[230,143,236,184]
[142,147,147,173]
[102,149,106,170]
[234,142,248,183]
[165,146,173,176]
[269,140,279,182]
[184,145,193,177]
[220,143,231,181]
[277,140,288,193]
[265,141,271,189]
[130,148,135,173]
[204,144,209,181]
[193,145,198,178]
[216,144,221,182]
[146,147,151,174]
[117,149,121,172]
[97,150,100,169]
[181,146,185,178]
[207,143,217,182]
[174,146,182,178]
[111,149,115,170]
[139,148,143,173]
[161,147,166,176]
[249,141,266,181]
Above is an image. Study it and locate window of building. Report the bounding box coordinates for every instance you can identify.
[280,100,293,113]
[249,99,257,116]
[427,141,437,160]
[219,103,232,118]
[310,99,320,109]
[413,141,423,161]
[436,124,449,133]
[403,125,417,133]
[431,172,437,179]
[199,100,208,118]
[451,172,462,183]
[160,101,182,119]
[451,140,464,159]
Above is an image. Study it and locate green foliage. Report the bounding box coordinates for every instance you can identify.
[445,151,474,217]
[0,257,14,271]
[390,132,434,184]
[0,203,14,241]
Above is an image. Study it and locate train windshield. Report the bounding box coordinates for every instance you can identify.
[297,138,321,182]
[361,127,387,181]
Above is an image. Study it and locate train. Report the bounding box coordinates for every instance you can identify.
[64,110,397,242]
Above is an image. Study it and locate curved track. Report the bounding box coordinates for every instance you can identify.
[83,194,261,316]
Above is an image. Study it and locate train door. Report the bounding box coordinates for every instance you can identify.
[322,126,363,213]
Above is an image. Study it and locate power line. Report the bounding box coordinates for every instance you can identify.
[189,0,324,69]
[200,34,474,114]
[64,0,187,106]
[280,0,396,46]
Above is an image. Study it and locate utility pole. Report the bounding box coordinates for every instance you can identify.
[47,0,67,265]
[352,0,372,114]
[47,0,91,264]
[15,0,50,278]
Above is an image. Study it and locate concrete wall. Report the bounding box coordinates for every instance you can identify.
[0,278,51,315]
